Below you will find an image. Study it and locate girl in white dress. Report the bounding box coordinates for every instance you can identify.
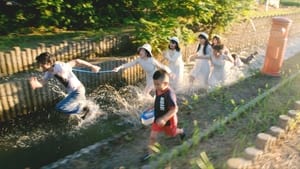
[211,35,234,63]
[163,37,184,91]
[188,32,212,89]
[113,44,172,96]
[209,44,231,88]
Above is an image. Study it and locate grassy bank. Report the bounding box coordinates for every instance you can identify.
[175,73,300,169]
[0,27,133,52]
[281,0,300,7]
[149,55,300,168]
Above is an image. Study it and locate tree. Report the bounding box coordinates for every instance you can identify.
[132,0,254,53]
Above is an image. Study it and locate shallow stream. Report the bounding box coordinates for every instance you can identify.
[0,35,299,169]
[0,84,152,169]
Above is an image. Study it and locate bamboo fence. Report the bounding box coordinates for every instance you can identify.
[0,13,300,122]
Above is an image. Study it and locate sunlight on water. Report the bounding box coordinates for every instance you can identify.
[0,81,154,150]
[2,35,298,149]
[177,47,266,94]
[88,84,154,126]
[1,35,300,168]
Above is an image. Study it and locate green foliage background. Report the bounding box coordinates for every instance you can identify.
[0,0,254,51]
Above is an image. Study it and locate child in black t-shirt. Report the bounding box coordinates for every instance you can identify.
[141,69,185,161]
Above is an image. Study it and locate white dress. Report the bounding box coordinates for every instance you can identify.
[120,57,171,94]
[208,54,226,88]
[190,45,212,88]
[164,49,184,90]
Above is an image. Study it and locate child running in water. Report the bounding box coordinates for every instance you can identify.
[113,43,172,96]
[29,52,101,119]
[211,34,234,63]
[141,69,185,161]
[208,44,229,88]
[163,37,184,91]
[188,32,212,90]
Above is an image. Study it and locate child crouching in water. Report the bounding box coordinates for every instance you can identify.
[141,69,185,161]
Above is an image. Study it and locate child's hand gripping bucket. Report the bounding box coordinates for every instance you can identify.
[140,108,155,125]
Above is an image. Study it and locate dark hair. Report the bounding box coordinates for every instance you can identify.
[168,40,181,51]
[137,48,152,57]
[35,52,56,65]
[198,34,207,40]
[212,35,220,40]
[145,50,152,57]
[153,69,168,81]
[212,36,221,46]
[212,44,224,51]
[196,38,210,55]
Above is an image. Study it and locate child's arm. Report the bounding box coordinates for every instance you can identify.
[194,54,210,59]
[196,45,212,60]
[152,58,176,79]
[191,45,212,60]
[156,106,178,127]
[68,59,101,72]
[113,59,138,72]
[164,51,182,62]
[29,77,46,90]
[187,53,197,62]
[189,52,210,60]
[223,47,234,63]
[224,55,234,63]
[152,58,172,74]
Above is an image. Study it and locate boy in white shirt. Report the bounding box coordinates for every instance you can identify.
[29,52,100,119]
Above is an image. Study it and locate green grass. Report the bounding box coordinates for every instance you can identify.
[147,53,300,168]
[184,81,298,168]
[1,3,299,53]
[0,27,134,52]
[281,0,300,7]
[171,70,300,169]
[0,31,92,52]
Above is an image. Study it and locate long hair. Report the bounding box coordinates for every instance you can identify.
[196,34,210,55]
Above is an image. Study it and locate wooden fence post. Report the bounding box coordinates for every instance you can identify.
[21,50,28,71]
[10,50,18,73]
[4,53,13,75]
[0,52,6,76]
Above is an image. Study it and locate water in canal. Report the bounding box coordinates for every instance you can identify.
[0,84,153,169]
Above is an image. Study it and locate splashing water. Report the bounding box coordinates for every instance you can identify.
[88,84,153,126]
[0,81,155,168]
[176,46,267,94]
[0,76,154,151]
[1,35,300,169]
[0,41,290,152]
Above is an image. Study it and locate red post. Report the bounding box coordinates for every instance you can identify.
[261,17,292,76]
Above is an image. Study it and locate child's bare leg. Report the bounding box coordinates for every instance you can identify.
[189,75,195,85]
[176,128,185,140]
[141,130,158,161]
[148,130,159,153]
[176,128,184,135]
[189,76,195,94]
